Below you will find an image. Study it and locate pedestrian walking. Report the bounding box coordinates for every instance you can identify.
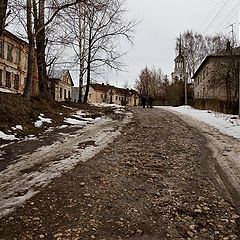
[148,96,153,108]
[141,95,147,108]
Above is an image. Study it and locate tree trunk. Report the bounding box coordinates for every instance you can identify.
[78,3,84,103]
[23,0,34,100]
[33,0,50,99]
[84,44,91,103]
[0,0,8,34]
[83,25,92,103]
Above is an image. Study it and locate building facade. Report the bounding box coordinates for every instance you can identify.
[192,51,239,101]
[85,83,139,106]
[49,70,74,102]
[0,30,38,95]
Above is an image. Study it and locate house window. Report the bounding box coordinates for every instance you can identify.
[115,96,118,101]
[89,94,91,99]
[16,48,21,65]
[7,44,13,61]
[0,40,4,58]
[0,70,3,86]
[6,71,11,88]
[101,94,103,99]
[60,87,63,99]
[68,90,70,99]
[64,89,67,99]
[14,74,20,90]
[25,53,28,69]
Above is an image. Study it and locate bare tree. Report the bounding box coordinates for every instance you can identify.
[0,0,9,33]
[23,0,35,99]
[176,31,228,79]
[26,0,93,99]
[210,55,239,105]
[135,66,165,99]
[59,0,136,103]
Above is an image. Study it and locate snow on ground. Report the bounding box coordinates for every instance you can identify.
[34,114,52,128]
[0,87,17,94]
[161,106,240,139]
[0,105,133,218]
[12,125,23,131]
[0,131,18,141]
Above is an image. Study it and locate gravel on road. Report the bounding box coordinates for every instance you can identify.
[0,107,239,240]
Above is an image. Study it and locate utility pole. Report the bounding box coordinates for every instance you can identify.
[238,47,240,116]
[182,38,187,105]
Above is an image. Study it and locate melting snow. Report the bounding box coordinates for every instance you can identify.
[0,131,18,141]
[161,106,240,139]
[0,106,133,218]
[34,114,52,127]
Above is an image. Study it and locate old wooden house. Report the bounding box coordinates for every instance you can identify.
[0,30,38,95]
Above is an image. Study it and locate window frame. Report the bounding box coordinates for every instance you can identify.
[7,44,13,62]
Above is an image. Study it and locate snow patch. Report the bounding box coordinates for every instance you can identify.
[161,106,240,139]
[12,125,23,131]
[34,114,52,128]
[0,131,18,141]
[0,111,130,218]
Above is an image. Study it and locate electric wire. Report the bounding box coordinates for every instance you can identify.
[211,0,240,34]
[202,0,237,35]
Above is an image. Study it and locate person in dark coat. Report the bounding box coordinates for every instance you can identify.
[148,96,153,108]
[141,95,147,108]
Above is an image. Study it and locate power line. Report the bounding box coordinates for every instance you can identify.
[212,0,240,34]
[202,0,238,35]
[199,0,223,32]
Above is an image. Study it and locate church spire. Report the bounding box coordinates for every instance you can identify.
[179,35,182,56]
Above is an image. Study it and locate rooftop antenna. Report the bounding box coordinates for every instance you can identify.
[226,23,236,47]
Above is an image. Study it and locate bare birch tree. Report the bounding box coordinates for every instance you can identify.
[60,0,137,103]
[176,30,228,79]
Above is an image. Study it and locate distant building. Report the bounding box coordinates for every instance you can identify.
[0,29,38,95]
[171,37,187,83]
[192,46,239,101]
[49,70,74,101]
[84,83,139,106]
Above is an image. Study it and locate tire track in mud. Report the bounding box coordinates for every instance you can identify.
[165,107,240,212]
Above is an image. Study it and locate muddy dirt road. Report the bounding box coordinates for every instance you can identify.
[0,107,239,239]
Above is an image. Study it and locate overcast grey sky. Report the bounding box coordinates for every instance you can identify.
[105,0,240,89]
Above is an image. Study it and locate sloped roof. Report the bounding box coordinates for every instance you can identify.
[174,54,184,62]
[49,69,67,79]
[90,83,113,92]
[192,49,240,79]
[49,69,74,86]
[89,83,139,96]
[1,29,28,46]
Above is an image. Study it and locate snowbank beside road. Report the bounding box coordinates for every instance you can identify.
[161,106,240,139]
[0,105,132,218]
